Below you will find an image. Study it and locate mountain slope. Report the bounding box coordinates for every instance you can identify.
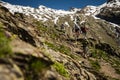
[96,0,120,25]
[0,1,120,80]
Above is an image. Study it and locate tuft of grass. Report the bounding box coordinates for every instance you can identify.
[91,48,120,75]
[89,59,101,71]
[31,60,47,72]
[57,45,71,55]
[35,21,47,33]
[0,23,12,57]
[115,68,120,74]
[29,57,51,73]
[50,32,59,39]
[90,48,108,60]
[26,56,53,80]
[45,41,71,55]
[90,47,120,75]
[111,57,120,75]
[44,41,57,51]
[53,62,69,77]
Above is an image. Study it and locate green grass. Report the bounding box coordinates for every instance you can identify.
[115,68,120,74]
[57,45,71,55]
[35,21,66,41]
[29,56,52,73]
[26,56,53,80]
[45,41,71,55]
[44,41,57,51]
[53,62,69,77]
[90,48,108,60]
[0,23,12,57]
[89,59,101,71]
[31,60,47,72]
[90,47,120,75]
[35,21,47,33]
[110,57,120,75]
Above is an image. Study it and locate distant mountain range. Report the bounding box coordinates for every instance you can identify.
[0,0,120,25]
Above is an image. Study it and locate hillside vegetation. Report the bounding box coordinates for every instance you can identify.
[0,4,120,80]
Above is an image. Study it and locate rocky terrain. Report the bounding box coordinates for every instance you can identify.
[96,0,120,25]
[0,0,120,80]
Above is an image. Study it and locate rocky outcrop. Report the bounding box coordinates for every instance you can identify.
[95,43,119,57]
[96,0,120,25]
[96,7,120,25]
[0,58,24,80]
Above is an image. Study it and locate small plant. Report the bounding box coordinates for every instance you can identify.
[31,60,46,72]
[111,58,120,74]
[44,41,57,51]
[53,62,69,77]
[50,32,59,39]
[90,48,108,60]
[26,56,53,80]
[0,23,12,57]
[89,59,101,71]
[30,57,51,73]
[115,68,120,74]
[36,21,47,32]
[57,45,71,55]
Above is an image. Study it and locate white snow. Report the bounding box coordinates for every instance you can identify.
[54,17,59,24]
[107,0,120,7]
[70,8,81,13]
[80,21,85,24]
[0,1,75,22]
[82,0,120,18]
[70,15,74,21]
[109,22,120,28]
[84,5,97,16]
[64,22,70,27]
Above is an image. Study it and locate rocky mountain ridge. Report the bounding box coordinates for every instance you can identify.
[1,0,120,26]
[96,0,120,25]
[0,1,75,23]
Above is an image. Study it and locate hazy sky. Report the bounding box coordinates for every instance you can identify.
[2,0,107,10]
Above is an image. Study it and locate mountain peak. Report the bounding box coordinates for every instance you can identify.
[0,1,75,23]
[106,0,120,7]
[107,0,120,3]
[38,5,46,9]
[38,5,50,10]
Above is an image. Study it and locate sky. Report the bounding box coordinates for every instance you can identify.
[2,0,107,10]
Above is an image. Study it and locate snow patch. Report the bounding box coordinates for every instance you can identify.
[1,1,75,22]
[109,22,120,28]
[64,22,70,27]
[54,17,59,24]
[84,5,97,16]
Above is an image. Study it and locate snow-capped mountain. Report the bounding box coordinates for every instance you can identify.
[0,1,75,23]
[107,0,120,7]
[96,0,120,25]
[79,0,120,16]
[0,0,120,25]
